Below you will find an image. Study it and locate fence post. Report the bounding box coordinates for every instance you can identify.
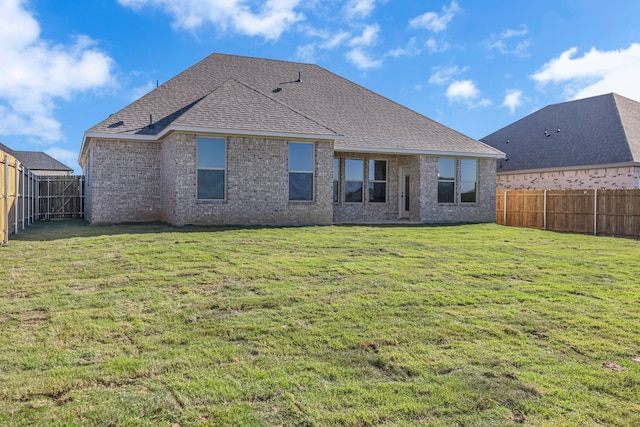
[543,190,547,230]
[14,159,18,235]
[593,189,597,236]
[503,190,507,226]
[3,155,8,245]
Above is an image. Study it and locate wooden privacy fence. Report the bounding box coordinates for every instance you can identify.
[496,189,640,239]
[38,176,84,220]
[1,150,39,245]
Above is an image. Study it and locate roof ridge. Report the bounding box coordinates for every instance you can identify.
[222,77,341,136]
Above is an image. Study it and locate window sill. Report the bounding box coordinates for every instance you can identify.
[197,199,226,204]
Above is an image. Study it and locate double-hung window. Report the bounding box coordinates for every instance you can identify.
[368,160,387,203]
[333,158,340,203]
[197,137,225,200]
[460,159,478,203]
[437,158,455,203]
[344,159,364,202]
[289,142,314,201]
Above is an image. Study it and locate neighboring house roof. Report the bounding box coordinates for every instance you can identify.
[13,151,73,172]
[481,93,640,172]
[82,53,502,160]
[0,142,16,157]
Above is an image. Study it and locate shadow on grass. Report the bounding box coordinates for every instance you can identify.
[8,219,478,242]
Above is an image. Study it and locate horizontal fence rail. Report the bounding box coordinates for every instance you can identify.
[497,189,640,239]
[38,176,84,220]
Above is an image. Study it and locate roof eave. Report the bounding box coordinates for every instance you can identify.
[497,161,640,175]
[79,126,343,165]
[334,144,505,159]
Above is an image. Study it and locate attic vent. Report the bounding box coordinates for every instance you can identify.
[272,87,282,93]
[108,120,124,128]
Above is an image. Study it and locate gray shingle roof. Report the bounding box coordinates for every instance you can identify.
[481,93,640,172]
[85,53,502,157]
[1,142,72,172]
[13,151,73,172]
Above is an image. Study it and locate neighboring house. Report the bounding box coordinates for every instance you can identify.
[481,93,640,190]
[79,53,503,225]
[0,142,73,176]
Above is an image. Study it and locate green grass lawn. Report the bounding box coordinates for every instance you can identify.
[1,220,639,426]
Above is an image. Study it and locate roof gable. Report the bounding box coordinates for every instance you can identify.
[85,53,502,158]
[172,78,339,137]
[481,93,640,172]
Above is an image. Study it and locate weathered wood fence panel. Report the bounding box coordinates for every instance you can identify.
[1,149,39,245]
[38,176,84,219]
[497,189,640,239]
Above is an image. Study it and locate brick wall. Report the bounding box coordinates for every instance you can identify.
[419,156,497,223]
[84,135,498,225]
[332,152,419,222]
[166,134,334,225]
[86,139,162,223]
[497,166,640,190]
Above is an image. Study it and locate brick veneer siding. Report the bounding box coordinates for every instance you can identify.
[497,166,640,190]
[333,152,418,223]
[164,134,334,225]
[85,139,162,223]
[419,156,497,223]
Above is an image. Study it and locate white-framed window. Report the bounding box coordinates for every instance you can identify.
[437,158,455,203]
[368,160,387,203]
[460,159,478,203]
[345,158,364,203]
[289,142,314,201]
[333,158,340,203]
[197,137,226,200]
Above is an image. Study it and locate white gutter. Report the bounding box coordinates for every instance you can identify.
[333,144,505,159]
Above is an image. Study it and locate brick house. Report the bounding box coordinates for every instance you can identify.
[79,53,503,225]
[481,93,640,190]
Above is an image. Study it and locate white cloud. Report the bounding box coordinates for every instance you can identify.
[321,31,350,49]
[409,1,461,32]
[502,89,524,113]
[386,37,420,58]
[531,44,640,101]
[429,65,467,85]
[446,79,491,108]
[118,0,304,41]
[346,48,382,69]
[45,147,78,170]
[349,24,379,47]
[487,24,530,56]
[344,0,376,19]
[425,38,450,53]
[0,0,114,142]
[295,43,317,62]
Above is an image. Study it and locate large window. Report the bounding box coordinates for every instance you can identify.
[368,160,387,203]
[345,159,363,203]
[437,158,455,203]
[289,142,314,201]
[333,158,340,203]
[197,137,225,200]
[460,159,477,203]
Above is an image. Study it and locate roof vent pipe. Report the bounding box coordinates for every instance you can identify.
[296,71,302,83]
[149,114,155,129]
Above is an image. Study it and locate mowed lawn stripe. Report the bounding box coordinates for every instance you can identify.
[1,220,639,426]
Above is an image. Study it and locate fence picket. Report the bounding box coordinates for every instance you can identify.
[497,189,640,239]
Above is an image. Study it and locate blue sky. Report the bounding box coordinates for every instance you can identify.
[1,0,640,174]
